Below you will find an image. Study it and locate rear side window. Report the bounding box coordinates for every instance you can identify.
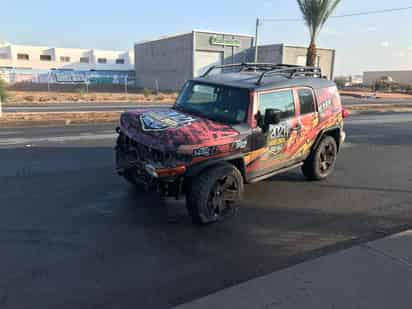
[298,89,316,115]
[258,90,295,120]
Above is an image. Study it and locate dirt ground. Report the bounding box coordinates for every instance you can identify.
[5,90,177,104]
[340,90,412,99]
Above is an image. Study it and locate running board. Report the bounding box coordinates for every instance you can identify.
[248,162,303,184]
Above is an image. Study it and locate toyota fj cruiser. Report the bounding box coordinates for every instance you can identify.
[115,63,348,225]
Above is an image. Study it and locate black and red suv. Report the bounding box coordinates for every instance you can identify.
[115,63,348,225]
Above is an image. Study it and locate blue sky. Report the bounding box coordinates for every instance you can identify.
[1,0,411,75]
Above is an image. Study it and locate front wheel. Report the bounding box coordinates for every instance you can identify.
[186,163,244,225]
[302,136,337,181]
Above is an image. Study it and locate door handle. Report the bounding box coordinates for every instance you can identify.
[291,124,302,131]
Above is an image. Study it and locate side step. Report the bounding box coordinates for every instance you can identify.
[248,162,303,184]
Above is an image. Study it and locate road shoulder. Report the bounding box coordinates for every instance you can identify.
[174,230,412,309]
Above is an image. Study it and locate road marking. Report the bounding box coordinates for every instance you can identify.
[0,133,116,146]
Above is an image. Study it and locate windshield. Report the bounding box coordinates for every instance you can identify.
[175,81,250,124]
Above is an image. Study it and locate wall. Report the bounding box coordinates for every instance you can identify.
[256,44,283,63]
[135,33,194,91]
[363,71,412,86]
[194,32,254,66]
[0,44,134,72]
[282,45,335,79]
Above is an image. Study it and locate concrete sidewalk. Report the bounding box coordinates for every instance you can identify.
[175,230,412,309]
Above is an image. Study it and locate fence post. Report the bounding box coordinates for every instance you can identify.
[125,76,128,95]
[155,79,159,94]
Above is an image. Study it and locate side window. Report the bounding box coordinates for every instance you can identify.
[258,90,295,120]
[298,89,316,115]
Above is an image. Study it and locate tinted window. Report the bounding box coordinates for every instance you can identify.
[298,89,315,115]
[259,90,295,120]
[175,82,249,124]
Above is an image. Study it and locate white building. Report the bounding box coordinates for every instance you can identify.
[0,41,134,83]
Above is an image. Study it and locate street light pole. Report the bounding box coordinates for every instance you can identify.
[254,18,260,63]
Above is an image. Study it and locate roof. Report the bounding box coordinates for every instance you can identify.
[135,30,254,45]
[193,71,335,91]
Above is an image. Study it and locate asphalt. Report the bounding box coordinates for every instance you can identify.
[0,113,412,308]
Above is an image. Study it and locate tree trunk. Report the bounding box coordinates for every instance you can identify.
[306,40,317,67]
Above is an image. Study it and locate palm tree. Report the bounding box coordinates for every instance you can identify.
[296,0,342,66]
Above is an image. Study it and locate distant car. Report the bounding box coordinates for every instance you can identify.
[115,63,348,225]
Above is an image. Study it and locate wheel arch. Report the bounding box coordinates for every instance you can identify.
[185,154,246,180]
[312,126,342,153]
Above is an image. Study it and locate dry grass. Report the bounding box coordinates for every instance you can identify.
[5,91,177,105]
[340,90,412,100]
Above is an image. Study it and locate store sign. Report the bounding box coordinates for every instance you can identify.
[210,36,241,47]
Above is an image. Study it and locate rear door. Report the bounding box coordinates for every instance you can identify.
[293,87,320,159]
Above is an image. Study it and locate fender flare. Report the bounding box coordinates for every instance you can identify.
[311,126,342,154]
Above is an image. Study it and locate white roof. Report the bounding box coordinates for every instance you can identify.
[135,30,254,45]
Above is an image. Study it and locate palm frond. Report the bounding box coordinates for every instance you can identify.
[296,0,342,41]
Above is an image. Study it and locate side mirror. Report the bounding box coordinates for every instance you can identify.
[264,109,281,128]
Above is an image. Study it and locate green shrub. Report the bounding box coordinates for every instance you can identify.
[0,78,7,102]
[143,88,151,98]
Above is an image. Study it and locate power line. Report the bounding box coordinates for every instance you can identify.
[261,5,412,22]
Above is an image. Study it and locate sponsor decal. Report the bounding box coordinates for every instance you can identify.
[140,110,195,131]
[232,139,248,150]
[193,146,218,157]
[269,122,290,139]
[318,99,333,112]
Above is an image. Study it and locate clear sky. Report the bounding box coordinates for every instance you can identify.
[1,0,411,75]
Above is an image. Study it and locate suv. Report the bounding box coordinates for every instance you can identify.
[115,63,348,225]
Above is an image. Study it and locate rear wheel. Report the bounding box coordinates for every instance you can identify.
[186,163,244,225]
[302,135,337,181]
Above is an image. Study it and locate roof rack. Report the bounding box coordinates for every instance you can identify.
[201,62,322,85]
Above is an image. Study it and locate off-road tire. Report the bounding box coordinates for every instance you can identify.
[302,135,337,181]
[186,163,244,225]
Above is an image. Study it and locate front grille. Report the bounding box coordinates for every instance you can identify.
[118,133,167,163]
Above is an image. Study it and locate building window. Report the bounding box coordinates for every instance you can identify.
[98,58,107,64]
[40,55,52,61]
[60,56,71,62]
[80,57,89,63]
[0,53,8,59]
[116,58,125,64]
[17,53,30,60]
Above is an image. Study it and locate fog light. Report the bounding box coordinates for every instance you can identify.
[145,164,158,178]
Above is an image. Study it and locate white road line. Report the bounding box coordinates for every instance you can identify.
[0,133,116,146]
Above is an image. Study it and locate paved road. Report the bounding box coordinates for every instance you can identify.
[3,97,412,113]
[0,114,412,308]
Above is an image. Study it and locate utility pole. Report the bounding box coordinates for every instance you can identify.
[254,18,260,63]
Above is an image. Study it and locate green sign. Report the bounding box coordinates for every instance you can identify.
[210,36,241,47]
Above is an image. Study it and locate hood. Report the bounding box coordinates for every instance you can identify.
[120,108,240,151]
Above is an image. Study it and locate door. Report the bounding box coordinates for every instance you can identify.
[293,87,320,158]
[247,89,301,178]
[194,51,223,77]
